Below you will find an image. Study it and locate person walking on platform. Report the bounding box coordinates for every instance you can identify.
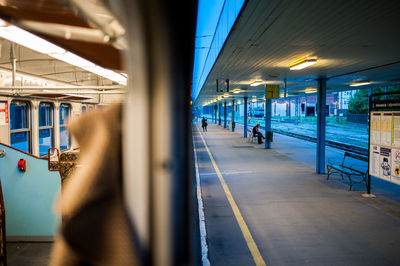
[252,123,265,144]
[201,116,208,132]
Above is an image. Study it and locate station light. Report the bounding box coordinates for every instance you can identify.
[305,88,317,93]
[232,88,241,94]
[290,58,317,70]
[0,19,127,85]
[250,81,264,86]
[350,81,371,87]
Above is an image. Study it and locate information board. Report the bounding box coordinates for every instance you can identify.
[369,98,400,185]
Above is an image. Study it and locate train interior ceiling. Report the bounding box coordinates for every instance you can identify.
[0,0,197,266]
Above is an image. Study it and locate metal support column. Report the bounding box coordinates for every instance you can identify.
[212,104,215,123]
[317,78,327,174]
[231,100,235,132]
[265,97,272,149]
[244,97,248,138]
[214,105,217,123]
[223,101,227,128]
[218,103,222,125]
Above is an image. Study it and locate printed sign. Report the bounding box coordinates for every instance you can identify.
[371,99,400,110]
[265,85,279,99]
[369,145,380,177]
[0,101,8,125]
[392,149,400,183]
[380,147,391,180]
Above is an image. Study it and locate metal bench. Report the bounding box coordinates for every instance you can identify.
[247,129,257,143]
[327,152,368,191]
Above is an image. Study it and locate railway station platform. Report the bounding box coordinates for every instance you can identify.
[193,123,400,266]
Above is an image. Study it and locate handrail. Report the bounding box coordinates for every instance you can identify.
[48,148,61,171]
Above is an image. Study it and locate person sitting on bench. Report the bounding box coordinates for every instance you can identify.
[252,123,265,144]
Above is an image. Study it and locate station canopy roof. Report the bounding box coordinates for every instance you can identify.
[195,0,400,106]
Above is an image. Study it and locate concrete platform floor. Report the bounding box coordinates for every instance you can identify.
[194,123,400,266]
[6,242,52,266]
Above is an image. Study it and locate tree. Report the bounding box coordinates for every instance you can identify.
[348,89,369,114]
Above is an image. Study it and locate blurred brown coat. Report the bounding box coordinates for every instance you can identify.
[50,104,139,266]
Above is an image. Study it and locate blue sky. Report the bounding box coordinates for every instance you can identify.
[192,0,225,97]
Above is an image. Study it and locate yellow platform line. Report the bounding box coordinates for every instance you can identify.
[196,127,267,266]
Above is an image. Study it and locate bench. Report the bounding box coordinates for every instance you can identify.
[247,129,258,143]
[327,152,368,191]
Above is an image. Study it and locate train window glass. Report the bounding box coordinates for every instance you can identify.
[82,106,86,113]
[10,101,31,153]
[39,103,54,156]
[59,104,70,150]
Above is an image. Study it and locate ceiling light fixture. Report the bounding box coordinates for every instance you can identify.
[250,81,264,86]
[290,58,317,70]
[350,81,371,87]
[305,88,317,93]
[232,88,241,94]
[0,19,127,85]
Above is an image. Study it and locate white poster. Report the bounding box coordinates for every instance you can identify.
[380,147,392,181]
[381,113,392,146]
[391,149,400,184]
[370,112,381,145]
[369,145,380,177]
[393,112,400,147]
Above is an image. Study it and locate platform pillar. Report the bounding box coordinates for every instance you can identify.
[218,103,222,125]
[214,104,217,123]
[265,96,272,149]
[244,97,248,138]
[317,78,327,174]
[223,101,227,128]
[231,100,235,132]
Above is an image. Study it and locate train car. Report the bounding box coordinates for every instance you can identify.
[0,96,98,157]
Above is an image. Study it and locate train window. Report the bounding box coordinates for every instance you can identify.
[82,106,86,113]
[10,101,31,153]
[39,102,54,156]
[59,104,70,150]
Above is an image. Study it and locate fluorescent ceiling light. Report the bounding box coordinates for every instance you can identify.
[350,81,371,87]
[0,19,127,85]
[232,88,241,94]
[290,59,317,70]
[305,88,317,93]
[250,81,264,86]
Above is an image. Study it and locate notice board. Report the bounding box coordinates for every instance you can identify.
[369,97,400,185]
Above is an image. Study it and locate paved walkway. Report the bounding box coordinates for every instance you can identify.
[194,123,400,266]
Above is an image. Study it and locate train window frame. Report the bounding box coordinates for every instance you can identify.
[38,102,54,156]
[10,100,32,153]
[59,103,71,151]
